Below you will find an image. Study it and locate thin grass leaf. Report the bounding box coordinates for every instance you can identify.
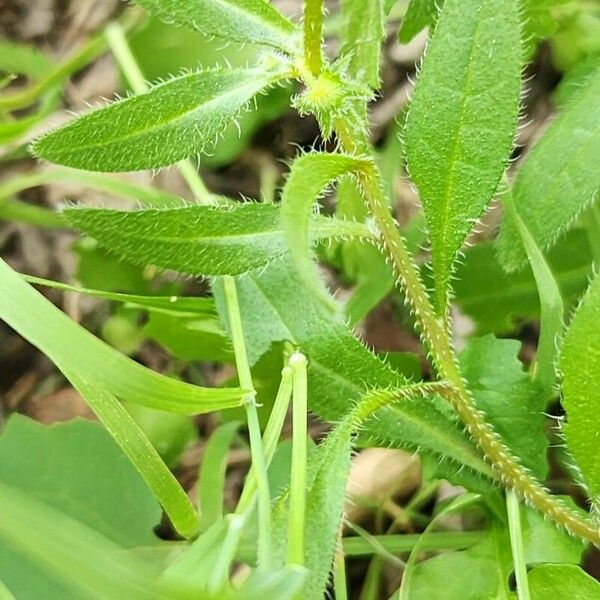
[404,0,522,313]
[560,272,600,507]
[496,66,600,271]
[64,202,376,277]
[340,0,385,87]
[33,63,289,172]
[0,257,245,414]
[0,39,54,79]
[65,373,199,539]
[24,274,216,318]
[133,0,298,53]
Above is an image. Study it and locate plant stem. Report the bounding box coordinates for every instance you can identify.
[507,490,531,600]
[287,352,308,567]
[502,182,563,397]
[236,365,293,514]
[104,21,214,205]
[303,0,324,76]
[333,546,349,600]
[333,117,600,545]
[223,276,273,569]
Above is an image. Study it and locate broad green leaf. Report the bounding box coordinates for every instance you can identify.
[65,202,375,277]
[454,230,592,334]
[218,259,492,478]
[560,272,600,504]
[33,62,288,172]
[198,422,241,531]
[24,274,216,318]
[496,66,600,270]
[280,153,369,305]
[398,0,438,42]
[340,0,385,87]
[133,0,298,53]
[0,257,245,414]
[0,482,169,600]
[460,335,548,479]
[404,0,522,313]
[528,565,600,599]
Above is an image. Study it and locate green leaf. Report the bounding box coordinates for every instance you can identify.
[528,565,600,599]
[219,259,492,477]
[560,272,600,504]
[33,63,288,172]
[132,0,298,52]
[65,202,375,277]
[404,0,522,313]
[280,153,369,305]
[398,0,438,43]
[0,257,245,414]
[454,230,592,335]
[340,0,385,87]
[0,39,54,79]
[496,66,600,270]
[460,335,548,479]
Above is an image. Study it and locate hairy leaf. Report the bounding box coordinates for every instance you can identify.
[454,230,592,334]
[560,272,600,505]
[497,66,600,270]
[460,336,548,479]
[65,202,375,277]
[341,0,385,87]
[398,0,438,42]
[0,257,245,414]
[132,0,298,52]
[404,0,522,312]
[33,63,287,172]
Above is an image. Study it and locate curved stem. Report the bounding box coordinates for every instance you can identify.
[333,117,600,546]
[303,0,324,76]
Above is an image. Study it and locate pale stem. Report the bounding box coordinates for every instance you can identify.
[507,490,531,600]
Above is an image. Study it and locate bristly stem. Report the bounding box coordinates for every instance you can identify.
[104,21,214,205]
[223,276,273,569]
[303,0,324,76]
[287,352,308,567]
[507,490,531,600]
[333,116,600,545]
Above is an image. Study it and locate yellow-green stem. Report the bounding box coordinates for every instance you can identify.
[303,0,324,76]
[334,118,600,545]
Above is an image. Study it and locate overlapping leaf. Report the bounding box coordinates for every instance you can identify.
[133,0,298,52]
[65,202,376,277]
[33,64,288,172]
[497,66,600,270]
[560,272,600,504]
[0,257,245,414]
[398,0,438,42]
[404,0,522,313]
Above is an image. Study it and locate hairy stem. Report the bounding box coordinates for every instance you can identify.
[334,118,600,545]
[223,276,273,568]
[303,0,324,76]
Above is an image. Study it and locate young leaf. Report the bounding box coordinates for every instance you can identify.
[496,66,600,270]
[404,0,522,313]
[340,0,385,87]
[33,63,288,172]
[65,203,375,277]
[132,0,298,53]
[560,272,600,505]
[398,0,438,43]
[0,257,245,414]
[528,565,600,598]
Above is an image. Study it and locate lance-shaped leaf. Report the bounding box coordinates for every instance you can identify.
[33,63,288,172]
[64,202,376,277]
[341,0,385,87]
[133,0,298,53]
[404,0,522,313]
[560,273,600,505]
[496,66,600,271]
[0,257,245,414]
[398,0,438,43]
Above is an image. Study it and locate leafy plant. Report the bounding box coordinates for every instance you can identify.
[1,0,600,597]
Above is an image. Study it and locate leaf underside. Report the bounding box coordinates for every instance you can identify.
[404,0,522,313]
